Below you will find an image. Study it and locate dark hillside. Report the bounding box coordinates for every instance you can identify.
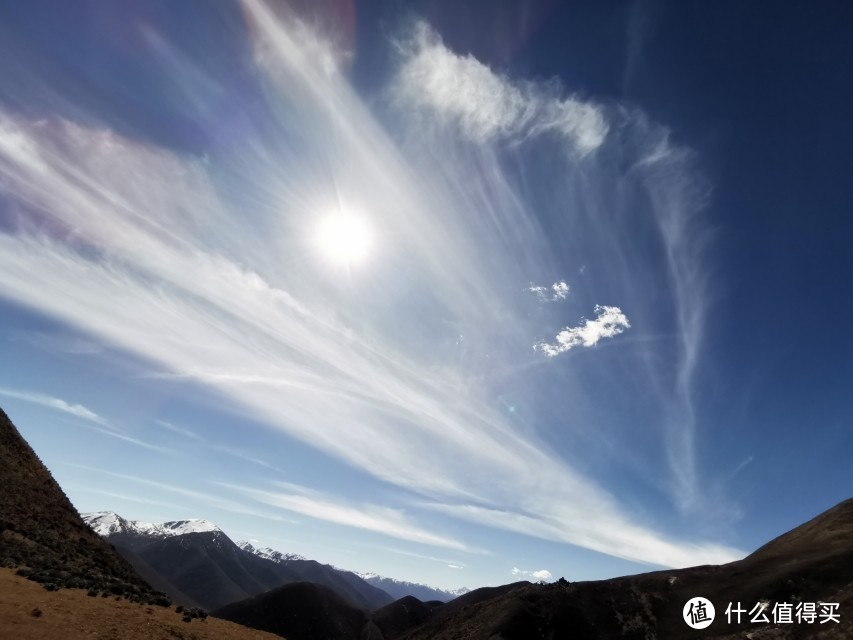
[214,581,370,640]
[0,407,166,603]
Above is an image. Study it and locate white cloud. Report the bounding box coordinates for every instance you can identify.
[0,387,109,426]
[393,23,607,152]
[448,564,463,569]
[551,281,570,300]
[528,281,570,302]
[512,567,552,581]
[536,305,630,357]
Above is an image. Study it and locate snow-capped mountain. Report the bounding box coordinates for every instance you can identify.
[356,572,469,602]
[82,511,221,538]
[237,541,305,563]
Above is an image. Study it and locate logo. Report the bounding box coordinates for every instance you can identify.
[683,597,715,629]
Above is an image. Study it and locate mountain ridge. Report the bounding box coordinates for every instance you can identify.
[84,509,395,611]
[83,511,222,538]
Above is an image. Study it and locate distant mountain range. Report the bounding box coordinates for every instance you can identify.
[355,572,469,603]
[82,510,470,610]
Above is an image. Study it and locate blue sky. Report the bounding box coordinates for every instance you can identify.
[1,1,851,592]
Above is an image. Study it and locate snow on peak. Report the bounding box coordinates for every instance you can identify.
[356,571,380,580]
[82,511,222,538]
[160,519,220,535]
[237,540,305,563]
[82,511,131,536]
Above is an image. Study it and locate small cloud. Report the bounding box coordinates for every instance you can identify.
[447,564,463,569]
[527,281,570,302]
[578,265,587,275]
[535,305,630,357]
[551,281,570,300]
[512,567,552,581]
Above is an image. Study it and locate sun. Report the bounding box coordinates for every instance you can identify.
[314,212,373,266]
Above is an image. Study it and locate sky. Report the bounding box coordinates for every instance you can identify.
[0,0,851,592]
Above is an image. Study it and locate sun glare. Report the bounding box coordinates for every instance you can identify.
[315,212,373,266]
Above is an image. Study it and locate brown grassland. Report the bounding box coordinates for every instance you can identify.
[0,567,283,640]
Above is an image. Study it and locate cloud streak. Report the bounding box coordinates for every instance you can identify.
[222,481,469,551]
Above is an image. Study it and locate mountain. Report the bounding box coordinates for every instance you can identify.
[212,499,853,640]
[0,407,166,604]
[356,572,468,603]
[85,511,394,611]
[83,511,221,538]
[214,581,377,640]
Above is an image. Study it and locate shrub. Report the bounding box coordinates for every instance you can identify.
[182,613,192,623]
[175,605,184,613]
[150,594,171,607]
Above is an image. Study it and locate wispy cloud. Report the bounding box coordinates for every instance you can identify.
[0,387,173,453]
[71,466,293,524]
[426,502,742,568]
[392,23,607,152]
[535,305,631,357]
[10,331,102,355]
[222,480,469,552]
[156,419,281,470]
[512,567,552,581]
[73,486,186,511]
[0,387,110,427]
[156,420,206,442]
[0,1,730,568]
[379,547,468,567]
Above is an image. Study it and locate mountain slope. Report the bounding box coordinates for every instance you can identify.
[0,407,165,603]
